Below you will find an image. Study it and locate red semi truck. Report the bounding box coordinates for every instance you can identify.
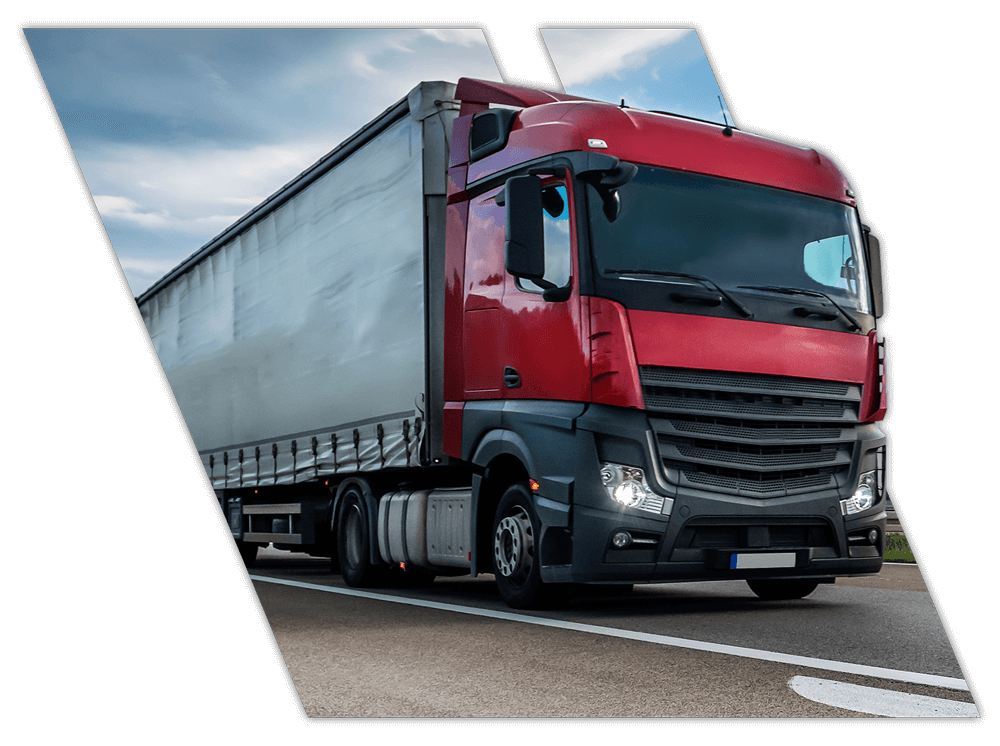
[139,78,888,609]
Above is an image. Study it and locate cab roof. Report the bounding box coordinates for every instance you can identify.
[455,78,854,206]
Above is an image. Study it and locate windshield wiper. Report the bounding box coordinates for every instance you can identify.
[605,268,754,319]
[737,285,861,331]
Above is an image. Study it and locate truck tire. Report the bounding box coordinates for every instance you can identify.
[492,483,567,609]
[746,578,819,600]
[336,488,385,587]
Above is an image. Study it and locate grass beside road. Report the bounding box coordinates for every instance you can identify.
[884,533,916,563]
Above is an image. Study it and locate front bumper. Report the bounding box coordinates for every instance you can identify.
[549,499,885,584]
[539,403,887,585]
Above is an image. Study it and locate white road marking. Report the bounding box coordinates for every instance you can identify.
[250,575,969,692]
[789,676,979,718]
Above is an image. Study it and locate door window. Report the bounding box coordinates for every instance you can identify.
[517,184,571,294]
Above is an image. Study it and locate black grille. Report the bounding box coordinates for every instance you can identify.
[642,366,862,498]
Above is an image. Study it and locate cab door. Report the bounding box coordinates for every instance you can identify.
[498,179,590,402]
[462,186,507,398]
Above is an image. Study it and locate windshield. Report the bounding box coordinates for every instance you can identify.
[588,165,871,314]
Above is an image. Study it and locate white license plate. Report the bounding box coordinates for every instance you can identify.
[730,552,797,570]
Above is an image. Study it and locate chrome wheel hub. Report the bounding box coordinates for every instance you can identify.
[494,507,533,579]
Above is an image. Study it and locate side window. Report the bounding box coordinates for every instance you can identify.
[518,184,572,294]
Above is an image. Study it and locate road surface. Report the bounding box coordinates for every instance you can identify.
[247,549,977,718]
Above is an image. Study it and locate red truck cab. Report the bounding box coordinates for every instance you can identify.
[442,78,887,608]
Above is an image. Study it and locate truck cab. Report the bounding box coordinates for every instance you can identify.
[442,78,887,607]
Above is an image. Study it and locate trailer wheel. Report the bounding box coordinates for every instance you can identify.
[746,578,819,600]
[492,484,566,609]
[336,489,384,587]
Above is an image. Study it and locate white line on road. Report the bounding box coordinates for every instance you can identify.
[788,676,978,718]
[250,575,969,692]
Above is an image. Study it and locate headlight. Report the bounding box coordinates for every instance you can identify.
[600,463,665,515]
[841,470,878,515]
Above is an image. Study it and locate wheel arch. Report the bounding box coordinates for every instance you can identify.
[470,430,534,575]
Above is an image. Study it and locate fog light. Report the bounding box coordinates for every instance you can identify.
[612,531,632,548]
[868,529,878,545]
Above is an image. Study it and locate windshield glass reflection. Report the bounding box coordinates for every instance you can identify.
[588,166,870,313]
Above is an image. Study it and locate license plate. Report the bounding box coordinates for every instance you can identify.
[730,552,797,570]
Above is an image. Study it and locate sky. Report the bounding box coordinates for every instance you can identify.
[24,26,731,296]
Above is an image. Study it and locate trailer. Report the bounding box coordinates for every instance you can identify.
[139,78,888,608]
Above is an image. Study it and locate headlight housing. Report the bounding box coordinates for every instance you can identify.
[841,470,878,516]
[600,463,666,515]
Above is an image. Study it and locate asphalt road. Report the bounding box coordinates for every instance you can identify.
[248,549,977,718]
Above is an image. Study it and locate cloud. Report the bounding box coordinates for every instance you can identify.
[86,138,337,233]
[93,195,172,229]
[220,196,266,207]
[542,28,693,88]
[346,32,425,80]
[346,29,487,83]
[420,29,488,47]
[95,192,242,235]
[60,111,128,136]
[118,256,187,276]
[348,50,381,79]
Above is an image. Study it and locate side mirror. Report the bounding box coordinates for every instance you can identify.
[580,161,637,223]
[864,227,884,318]
[504,175,545,281]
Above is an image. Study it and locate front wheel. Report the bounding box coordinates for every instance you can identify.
[492,484,566,609]
[746,578,819,600]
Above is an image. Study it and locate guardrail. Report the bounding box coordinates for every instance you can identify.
[886,508,902,535]
[883,493,902,533]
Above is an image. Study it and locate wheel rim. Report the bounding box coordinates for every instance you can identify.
[494,506,533,584]
[342,503,364,570]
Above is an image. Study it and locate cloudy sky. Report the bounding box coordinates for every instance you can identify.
[25,26,729,297]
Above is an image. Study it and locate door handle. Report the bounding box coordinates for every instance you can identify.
[503,366,521,389]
